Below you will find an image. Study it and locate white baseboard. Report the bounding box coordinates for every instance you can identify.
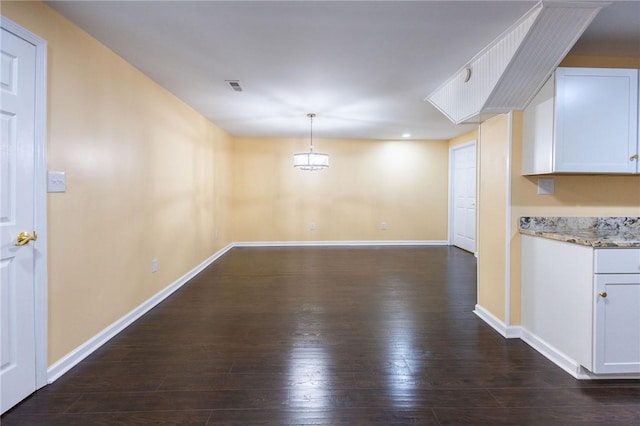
[46,243,233,383]
[233,240,449,247]
[473,304,522,338]
[519,327,640,380]
[519,327,584,378]
[575,368,640,380]
[473,306,640,380]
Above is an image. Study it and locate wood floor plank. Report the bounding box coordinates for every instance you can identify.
[205,408,440,425]
[434,406,640,425]
[66,390,290,413]
[0,411,212,426]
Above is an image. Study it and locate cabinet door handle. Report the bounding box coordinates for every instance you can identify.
[599,292,608,298]
[631,154,639,161]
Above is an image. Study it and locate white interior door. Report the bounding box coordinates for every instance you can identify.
[1,27,38,414]
[451,142,476,253]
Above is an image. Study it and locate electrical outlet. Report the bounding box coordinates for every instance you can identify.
[309,223,316,231]
[214,229,219,240]
[380,222,387,230]
[537,178,555,195]
[151,259,158,273]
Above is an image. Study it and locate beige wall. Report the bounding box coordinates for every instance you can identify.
[477,115,510,321]
[449,129,479,147]
[232,137,450,242]
[509,112,524,325]
[3,2,234,364]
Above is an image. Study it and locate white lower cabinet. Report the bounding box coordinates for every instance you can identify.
[521,236,640,376]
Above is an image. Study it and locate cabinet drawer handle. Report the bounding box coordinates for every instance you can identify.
[631,154,640,161]
[599,292,608,298]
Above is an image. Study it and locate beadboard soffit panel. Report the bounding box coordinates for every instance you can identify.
[426,1,607,125]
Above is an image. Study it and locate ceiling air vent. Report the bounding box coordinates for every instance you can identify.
[225,80,243,92]
[426,1,607,124]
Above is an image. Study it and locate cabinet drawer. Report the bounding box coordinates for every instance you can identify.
[595,249,640,274]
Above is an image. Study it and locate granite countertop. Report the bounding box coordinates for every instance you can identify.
[519,217,640,248]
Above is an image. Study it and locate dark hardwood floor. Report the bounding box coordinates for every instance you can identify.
[3,246,640,425]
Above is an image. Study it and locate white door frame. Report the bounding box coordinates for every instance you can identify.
[448,140,477,253]
[1,16,48,389]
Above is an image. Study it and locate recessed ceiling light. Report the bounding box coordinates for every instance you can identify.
[402,133,411,138]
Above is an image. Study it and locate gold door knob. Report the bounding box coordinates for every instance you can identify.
[599,292,607,298]
[631,154,640,161]
[15,231,37,246]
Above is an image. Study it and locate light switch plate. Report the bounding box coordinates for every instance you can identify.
[47,171,66,193]
[537,178,555,195]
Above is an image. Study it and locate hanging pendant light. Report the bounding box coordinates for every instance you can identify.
[293,113,329,171]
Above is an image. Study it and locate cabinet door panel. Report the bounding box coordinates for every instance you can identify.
[555,68,638,173]
[594,274,640,373]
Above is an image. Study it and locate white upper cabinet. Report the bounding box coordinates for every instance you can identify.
[523,67,639,175]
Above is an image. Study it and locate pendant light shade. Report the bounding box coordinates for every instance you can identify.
[293,152,330,170]
[293,113,329,171]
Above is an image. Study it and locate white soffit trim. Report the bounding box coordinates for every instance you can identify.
[426,1,607,124]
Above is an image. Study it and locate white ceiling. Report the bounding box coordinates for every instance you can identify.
[46,1,640,141]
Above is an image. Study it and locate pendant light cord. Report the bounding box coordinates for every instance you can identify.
[308,113,315,153]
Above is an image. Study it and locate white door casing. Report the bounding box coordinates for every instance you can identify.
[449,141,476,253]
[0,18,48,414]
